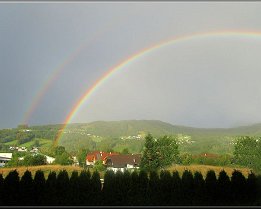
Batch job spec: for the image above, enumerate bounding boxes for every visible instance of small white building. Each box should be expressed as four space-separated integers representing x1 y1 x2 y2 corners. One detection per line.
0 153 13 167
44 155 55 164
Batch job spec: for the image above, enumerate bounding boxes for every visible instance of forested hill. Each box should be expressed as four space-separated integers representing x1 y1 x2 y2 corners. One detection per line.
62 120 261 138
2 120 261 154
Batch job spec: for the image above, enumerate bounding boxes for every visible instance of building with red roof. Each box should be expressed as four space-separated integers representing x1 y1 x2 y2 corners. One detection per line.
86 150 119 166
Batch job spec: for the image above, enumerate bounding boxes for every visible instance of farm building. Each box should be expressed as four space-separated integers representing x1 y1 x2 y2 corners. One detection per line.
0 153 13 167
104 154 141 173
86 151 119 166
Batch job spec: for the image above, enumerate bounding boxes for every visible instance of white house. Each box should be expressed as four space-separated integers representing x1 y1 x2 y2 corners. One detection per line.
0 153 13 167
44 155 55 164
104 154 141 173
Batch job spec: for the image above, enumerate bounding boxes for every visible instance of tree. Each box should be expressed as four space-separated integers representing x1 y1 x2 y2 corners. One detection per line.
93 160 106 172
233 136 261 171
3 170 20 205
0 174 3 205
33 139 40 147
69 171 79 205
147 170 160 205
23 154 46 166
56 170 70 205
77 148 90 167
181 170 194 205
90 170 102 205
217 170 231 206
205 170 218 205
54 146 66 156
102 170 115 205
193 171 205 205
180 153 193 165
171 171 182 205
121 148 129 154
44 171 57 205
138 170 149 205
140 134 179 171
20 170 34 205
159 170 172 205
246 172 258 205
54 152 73 165
140 134 158 171
156 135 180 169
78 170 91 205
33 170 46 205
231 170 247 205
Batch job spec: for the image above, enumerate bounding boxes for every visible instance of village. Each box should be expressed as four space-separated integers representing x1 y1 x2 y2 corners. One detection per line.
0 146 141 173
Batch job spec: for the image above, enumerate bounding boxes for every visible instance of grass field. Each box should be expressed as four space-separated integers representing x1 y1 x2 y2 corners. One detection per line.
0 164 252 179
0 165 85 178
167 164 252 178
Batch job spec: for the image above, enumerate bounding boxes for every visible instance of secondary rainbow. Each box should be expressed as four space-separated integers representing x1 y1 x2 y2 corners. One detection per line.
53 30 261 146
22 16 125 125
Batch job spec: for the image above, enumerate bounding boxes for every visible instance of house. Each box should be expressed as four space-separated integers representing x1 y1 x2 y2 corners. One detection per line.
0 153 13 167
30 147 39 153
44 155 55 164
104 154 141 173
72 156 79 166
86 151 119 166
18 147 27 152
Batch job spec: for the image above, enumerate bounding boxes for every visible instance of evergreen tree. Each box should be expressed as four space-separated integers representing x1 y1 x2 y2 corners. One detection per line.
217 170 231 206
140 134 158 172
78 169 91 205
171 171 182 206
90 170 102 205
122 170 131 205
0 174 3 205
181 170 194 205
114 170 125 205
193 171 205 205
33 170 46 205
246 171 258 205
158 170 172 205
231 170 247 205
45 171 57 205
69 170 79 205
147 170 160 205
129 170 139 205
102 170 115 205
56 170 70 205
205 170 218 205
138 170 149 205
3 170 20 205
20 170 34 205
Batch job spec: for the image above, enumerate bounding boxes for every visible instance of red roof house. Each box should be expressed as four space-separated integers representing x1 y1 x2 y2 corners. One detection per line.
86 151 119 166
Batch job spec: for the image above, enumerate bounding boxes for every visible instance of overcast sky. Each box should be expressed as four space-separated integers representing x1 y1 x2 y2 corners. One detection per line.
1 2 261 129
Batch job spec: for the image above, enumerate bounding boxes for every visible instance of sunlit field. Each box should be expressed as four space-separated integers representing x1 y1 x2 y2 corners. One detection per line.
0 164 252 179
167 164 252 178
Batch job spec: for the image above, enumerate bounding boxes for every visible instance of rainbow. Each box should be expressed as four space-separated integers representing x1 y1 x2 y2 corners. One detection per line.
22 16 127 125
53 30 261 146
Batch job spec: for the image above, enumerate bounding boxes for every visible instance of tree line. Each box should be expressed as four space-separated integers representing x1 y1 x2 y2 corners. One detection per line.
0 169 260 206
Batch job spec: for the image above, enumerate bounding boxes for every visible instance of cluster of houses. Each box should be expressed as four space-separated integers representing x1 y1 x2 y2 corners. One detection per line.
9 146 39 153
86 151 141 172
1 148 142 172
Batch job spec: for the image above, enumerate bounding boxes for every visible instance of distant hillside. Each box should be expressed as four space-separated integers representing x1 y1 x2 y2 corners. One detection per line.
63 120 261 138
2 120 261 154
